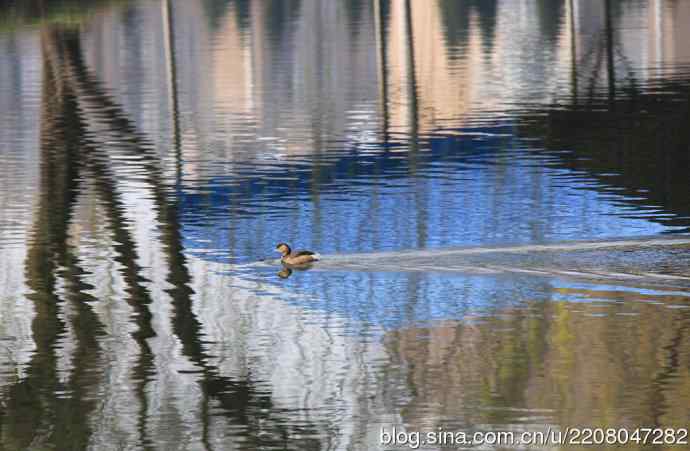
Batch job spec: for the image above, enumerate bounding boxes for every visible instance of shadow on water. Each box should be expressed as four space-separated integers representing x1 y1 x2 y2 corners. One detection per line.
0 22 323 451
516 0 690 231
519 77 690 230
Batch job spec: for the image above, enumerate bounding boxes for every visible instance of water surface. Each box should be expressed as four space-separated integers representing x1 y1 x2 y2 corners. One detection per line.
1 0 690 449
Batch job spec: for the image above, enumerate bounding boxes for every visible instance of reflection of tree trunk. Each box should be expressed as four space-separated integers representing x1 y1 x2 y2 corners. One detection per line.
402 0 426 245
375 0 390 144
3 41 69 449
163 0 182 185
604 0 615 104
51 28 158 449
403 0 419 161
569 0 578 103
83 161 157 449
585 39 604 104
55 247 107 449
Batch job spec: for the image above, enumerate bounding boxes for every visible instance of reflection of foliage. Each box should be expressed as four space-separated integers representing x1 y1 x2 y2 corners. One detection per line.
438 0 566 56
437 0 498 54
344 0 368 38
202 0 302 45
264 0 302 42
535 0 565 42
201 0 250 32
386 291 690 435
0 0 127 31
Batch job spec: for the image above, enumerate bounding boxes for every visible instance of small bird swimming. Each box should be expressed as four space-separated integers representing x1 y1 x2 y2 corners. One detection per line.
275 242 319 265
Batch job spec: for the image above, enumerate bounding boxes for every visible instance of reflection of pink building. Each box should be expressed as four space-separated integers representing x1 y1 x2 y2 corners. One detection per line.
383 0 484 134
647 0 690 69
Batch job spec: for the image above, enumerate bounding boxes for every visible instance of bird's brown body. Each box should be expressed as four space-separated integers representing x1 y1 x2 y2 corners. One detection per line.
276 243 319 265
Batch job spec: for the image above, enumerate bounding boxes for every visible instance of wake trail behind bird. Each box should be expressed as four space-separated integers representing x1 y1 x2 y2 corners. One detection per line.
244 236 690 290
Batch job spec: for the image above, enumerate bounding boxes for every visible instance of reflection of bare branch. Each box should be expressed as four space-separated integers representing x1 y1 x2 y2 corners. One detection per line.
375 0 390 143
585 35 605 103
569 5 638 105
604 0 615 102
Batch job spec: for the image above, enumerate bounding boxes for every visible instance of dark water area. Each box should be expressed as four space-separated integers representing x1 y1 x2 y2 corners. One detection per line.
1 0 690 449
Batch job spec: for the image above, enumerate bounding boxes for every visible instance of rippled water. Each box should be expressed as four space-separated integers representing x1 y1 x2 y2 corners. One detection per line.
1 0 690 450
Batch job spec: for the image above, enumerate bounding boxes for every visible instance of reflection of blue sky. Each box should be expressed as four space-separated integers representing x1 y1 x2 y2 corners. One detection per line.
240 261 689 331
551 280 690 302
179 122 678 330
243 266 555 331
180 124 669 265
